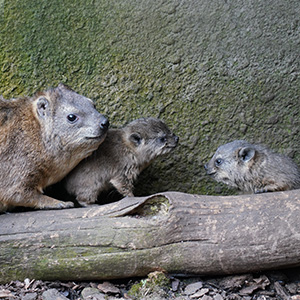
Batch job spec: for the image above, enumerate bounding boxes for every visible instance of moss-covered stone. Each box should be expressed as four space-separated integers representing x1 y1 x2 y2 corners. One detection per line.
128 271 171 299
1 0 299 196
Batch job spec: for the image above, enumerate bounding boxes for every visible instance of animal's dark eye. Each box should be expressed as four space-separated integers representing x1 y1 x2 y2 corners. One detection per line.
67 114 78 123
130 133 142 145
215 158 223 167
159 137 167 143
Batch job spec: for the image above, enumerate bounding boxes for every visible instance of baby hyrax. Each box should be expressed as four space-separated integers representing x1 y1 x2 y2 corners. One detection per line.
64 117 179 206
204 140 300 193
0 84 109 211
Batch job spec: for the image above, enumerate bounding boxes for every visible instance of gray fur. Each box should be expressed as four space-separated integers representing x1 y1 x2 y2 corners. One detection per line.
0 84 108 211
64 118 179 206
205 140 300 193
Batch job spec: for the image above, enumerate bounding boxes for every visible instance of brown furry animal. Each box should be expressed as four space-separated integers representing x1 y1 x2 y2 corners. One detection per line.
204 140 300 193
64 118 179 206
0 84 109 211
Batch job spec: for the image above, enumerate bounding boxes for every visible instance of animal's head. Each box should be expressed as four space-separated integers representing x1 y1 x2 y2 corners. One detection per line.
33 84 109 158
124 117 179 165
204 140 258 189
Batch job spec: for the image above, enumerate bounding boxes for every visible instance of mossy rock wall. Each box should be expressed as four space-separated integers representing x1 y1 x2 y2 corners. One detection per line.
0 0 299 195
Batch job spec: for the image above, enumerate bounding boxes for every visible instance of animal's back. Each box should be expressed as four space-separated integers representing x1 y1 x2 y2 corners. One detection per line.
261 148 300 191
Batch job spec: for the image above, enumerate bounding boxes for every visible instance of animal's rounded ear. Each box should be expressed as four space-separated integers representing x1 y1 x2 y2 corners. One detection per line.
129 133 142 146
36 97 50 119
57 83 72 91
238 147 256 162
58 83 66 89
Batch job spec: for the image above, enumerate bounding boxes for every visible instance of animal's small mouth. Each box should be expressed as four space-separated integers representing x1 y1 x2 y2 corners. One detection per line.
206 171 216 176
86 130 108 141
85 135 106 140
166 144 177 149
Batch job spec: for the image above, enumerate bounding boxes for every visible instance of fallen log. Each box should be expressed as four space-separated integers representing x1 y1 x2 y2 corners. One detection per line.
0 190 300 283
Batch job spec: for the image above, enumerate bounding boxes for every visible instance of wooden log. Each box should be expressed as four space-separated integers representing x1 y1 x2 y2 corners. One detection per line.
0 190 300 283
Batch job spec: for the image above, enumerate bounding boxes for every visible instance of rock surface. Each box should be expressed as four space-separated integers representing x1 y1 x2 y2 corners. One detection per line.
1 269 300 299
0 0 299 195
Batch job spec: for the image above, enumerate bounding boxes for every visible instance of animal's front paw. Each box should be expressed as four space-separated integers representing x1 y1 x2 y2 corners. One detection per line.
56 201 74 209
78 200 89 207
37 198 75 210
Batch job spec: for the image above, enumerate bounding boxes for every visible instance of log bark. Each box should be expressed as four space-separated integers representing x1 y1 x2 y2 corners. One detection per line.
0 190 300 283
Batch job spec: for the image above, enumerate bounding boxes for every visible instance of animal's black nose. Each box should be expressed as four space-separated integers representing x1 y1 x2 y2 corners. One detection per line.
100 117 109 130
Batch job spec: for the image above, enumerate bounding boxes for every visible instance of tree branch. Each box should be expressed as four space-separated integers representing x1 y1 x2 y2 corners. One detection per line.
0 190 299 283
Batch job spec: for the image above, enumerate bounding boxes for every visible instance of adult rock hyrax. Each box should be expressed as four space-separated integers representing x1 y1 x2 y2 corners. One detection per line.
0 84 109 211
204 140 300 193
64 117 179 206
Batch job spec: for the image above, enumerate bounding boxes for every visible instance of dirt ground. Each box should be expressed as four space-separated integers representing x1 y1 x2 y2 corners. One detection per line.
1 267 300 300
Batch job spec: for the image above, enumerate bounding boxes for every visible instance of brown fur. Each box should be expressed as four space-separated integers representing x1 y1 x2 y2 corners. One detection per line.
0 84 108 211
205 140 300 193
64 118 179 206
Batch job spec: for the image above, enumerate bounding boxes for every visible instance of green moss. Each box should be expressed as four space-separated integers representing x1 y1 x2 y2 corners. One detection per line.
128 281 145 298
1 0 299 197
128 271 171 299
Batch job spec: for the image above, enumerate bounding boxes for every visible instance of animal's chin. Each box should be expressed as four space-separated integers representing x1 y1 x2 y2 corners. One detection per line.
213 174 228 183
163 145 177 152
85 130 108 141
219 177 237 188
82 136 106 152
